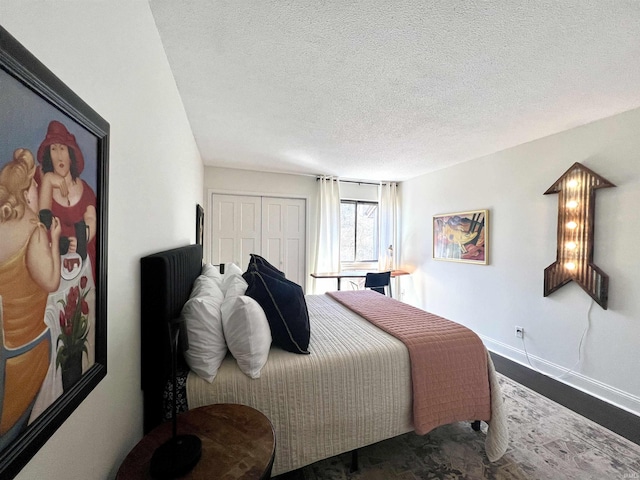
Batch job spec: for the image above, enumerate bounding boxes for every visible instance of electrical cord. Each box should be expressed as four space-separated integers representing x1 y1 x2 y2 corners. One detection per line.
521 298 594 380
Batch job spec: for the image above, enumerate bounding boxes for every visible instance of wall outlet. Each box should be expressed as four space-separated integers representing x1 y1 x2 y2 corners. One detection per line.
515 326 524 338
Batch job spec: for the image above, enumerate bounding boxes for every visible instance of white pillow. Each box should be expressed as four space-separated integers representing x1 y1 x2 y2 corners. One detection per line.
222 273 249 298
221 295 271 379
181 294 226 383
190 275 224 302
220 263 241 296
224 263 243 276
201 263 223 289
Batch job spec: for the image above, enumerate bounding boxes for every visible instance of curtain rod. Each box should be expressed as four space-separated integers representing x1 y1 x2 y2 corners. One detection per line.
316 177 389 186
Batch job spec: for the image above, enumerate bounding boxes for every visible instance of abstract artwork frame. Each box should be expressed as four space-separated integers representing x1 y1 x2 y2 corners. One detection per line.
0 27 109 479
433 209 488 265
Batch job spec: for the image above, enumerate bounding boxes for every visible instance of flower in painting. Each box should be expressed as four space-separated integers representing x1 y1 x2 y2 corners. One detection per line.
56 276 91 370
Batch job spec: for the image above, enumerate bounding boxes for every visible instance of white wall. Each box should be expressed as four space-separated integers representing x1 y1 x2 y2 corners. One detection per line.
1 2 203 479
400 107 640 415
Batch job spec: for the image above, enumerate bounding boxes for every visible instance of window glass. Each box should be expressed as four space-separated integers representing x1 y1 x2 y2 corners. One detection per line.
340 201 356 262
356 202 378 261
340 201 378 263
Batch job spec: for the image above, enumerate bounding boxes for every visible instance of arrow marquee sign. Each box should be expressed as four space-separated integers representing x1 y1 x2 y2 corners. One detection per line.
543 162 615 309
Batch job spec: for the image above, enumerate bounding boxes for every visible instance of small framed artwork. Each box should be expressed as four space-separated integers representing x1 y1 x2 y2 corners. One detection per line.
195 204 204 245
0 27 108 479
433 210 488 265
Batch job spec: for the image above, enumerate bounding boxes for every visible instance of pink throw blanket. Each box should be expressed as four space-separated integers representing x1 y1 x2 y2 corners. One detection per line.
327 290 491 434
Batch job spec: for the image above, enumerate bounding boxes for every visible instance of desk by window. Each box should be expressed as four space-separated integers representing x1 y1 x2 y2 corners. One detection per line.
311 270 409 296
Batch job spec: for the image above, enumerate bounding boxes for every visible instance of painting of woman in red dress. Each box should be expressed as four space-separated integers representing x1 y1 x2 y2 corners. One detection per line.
37 121 97 281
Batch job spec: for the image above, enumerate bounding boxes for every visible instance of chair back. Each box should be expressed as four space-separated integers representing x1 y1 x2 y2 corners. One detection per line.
364 271 391 295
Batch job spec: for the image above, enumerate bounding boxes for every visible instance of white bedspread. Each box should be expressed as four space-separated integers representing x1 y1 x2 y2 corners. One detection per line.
186 294 507 475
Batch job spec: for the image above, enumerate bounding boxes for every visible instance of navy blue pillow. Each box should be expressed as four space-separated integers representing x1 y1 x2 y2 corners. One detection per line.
248 253 285 278
243 265 310 355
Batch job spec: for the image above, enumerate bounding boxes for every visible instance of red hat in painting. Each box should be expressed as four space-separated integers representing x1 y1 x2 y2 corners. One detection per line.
37 120 85 174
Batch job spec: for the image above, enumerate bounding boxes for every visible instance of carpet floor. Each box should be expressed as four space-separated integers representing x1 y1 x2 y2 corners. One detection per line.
277 374 640 479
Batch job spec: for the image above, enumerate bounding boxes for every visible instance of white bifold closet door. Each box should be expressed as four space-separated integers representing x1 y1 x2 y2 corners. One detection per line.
210 194 306 288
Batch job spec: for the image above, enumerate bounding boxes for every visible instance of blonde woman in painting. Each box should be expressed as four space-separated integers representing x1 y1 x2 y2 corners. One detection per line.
0 148 61 450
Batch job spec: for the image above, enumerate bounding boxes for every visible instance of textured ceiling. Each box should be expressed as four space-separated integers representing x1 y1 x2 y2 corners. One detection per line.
149 1 640 182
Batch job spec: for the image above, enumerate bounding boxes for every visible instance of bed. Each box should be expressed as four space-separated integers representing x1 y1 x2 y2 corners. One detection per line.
140 244 508 476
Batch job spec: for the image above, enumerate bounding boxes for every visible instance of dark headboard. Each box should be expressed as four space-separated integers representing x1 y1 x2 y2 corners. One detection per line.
140 244 203 433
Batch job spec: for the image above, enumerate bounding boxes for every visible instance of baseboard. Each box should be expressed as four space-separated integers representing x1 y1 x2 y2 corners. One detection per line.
481 335 640 417
484 337 640 446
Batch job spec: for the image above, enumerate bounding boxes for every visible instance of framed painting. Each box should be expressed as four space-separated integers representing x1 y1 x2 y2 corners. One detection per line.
433 209 488 265
196 204 204 246
0 27 108 479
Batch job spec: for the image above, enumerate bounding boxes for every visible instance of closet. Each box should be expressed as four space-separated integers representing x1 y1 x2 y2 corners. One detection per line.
209 194 306 288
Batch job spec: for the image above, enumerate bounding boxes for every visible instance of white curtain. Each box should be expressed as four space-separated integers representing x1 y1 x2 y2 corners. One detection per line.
313 176 341 292
378 181 399 271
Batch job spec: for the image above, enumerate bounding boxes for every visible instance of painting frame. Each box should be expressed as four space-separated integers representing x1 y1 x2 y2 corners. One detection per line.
433 209 488 265
0 27 108 479
196 203 204 246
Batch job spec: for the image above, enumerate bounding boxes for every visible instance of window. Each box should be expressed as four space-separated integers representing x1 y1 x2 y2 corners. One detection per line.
340 200 379 263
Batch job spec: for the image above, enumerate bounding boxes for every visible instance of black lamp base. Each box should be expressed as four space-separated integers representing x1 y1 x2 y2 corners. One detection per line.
149 434 202 479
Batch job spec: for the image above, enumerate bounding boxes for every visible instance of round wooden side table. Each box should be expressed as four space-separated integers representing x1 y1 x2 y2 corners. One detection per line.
116 404 275 480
